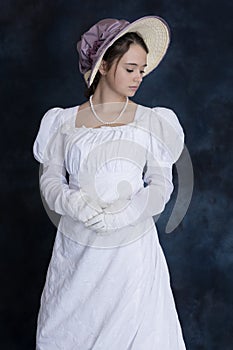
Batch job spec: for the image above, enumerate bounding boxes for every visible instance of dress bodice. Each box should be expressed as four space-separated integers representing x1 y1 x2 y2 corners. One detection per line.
33 103 184 248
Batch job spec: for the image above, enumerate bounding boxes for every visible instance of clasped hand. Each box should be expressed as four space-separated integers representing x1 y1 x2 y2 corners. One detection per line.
83 198 131 235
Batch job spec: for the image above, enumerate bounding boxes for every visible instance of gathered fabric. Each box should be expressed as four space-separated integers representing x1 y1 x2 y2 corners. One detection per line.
33 103 186 349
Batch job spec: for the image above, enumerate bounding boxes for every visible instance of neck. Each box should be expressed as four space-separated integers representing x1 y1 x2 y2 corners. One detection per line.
92 86 127 105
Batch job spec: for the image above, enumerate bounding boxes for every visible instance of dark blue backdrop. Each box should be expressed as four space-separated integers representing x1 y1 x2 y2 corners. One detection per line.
1 1 232 349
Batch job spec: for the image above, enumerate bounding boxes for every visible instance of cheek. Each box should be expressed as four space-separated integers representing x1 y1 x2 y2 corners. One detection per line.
116 71 128 84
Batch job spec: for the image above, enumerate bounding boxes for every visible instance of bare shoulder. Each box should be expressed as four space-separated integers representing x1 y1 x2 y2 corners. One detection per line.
78 100 89 112
128 100 138 107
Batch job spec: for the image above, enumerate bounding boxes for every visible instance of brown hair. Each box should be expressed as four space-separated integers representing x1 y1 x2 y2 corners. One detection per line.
84 32 149 98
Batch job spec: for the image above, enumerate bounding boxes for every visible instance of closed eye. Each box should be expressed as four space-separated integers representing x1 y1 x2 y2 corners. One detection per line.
126 69 145 74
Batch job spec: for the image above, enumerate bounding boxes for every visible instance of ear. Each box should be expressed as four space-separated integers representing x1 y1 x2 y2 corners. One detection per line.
98 60 108 75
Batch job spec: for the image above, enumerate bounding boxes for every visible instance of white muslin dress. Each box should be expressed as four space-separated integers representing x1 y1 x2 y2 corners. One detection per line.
33 103 187 350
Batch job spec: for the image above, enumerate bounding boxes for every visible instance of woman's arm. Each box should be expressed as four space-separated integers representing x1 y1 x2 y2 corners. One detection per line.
84 107 185 232
84 160 174 231
39 162 103 222
33 107 103 224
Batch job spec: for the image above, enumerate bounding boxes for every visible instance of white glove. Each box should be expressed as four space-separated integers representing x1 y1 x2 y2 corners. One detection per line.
83 198 130 234
84 163 175 234
84 107 185 234
40 163 104 223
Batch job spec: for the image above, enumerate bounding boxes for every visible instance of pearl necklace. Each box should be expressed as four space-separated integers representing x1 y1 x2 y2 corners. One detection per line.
89 95 129 125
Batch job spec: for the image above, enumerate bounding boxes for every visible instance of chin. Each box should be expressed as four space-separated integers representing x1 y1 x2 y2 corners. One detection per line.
128 91 136 97
127 88 136 94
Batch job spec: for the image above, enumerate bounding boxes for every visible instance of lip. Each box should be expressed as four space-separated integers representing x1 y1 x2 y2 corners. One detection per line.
129 86 138 90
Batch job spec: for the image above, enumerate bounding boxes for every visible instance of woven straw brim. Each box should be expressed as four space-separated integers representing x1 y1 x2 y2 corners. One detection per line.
85 16 170 87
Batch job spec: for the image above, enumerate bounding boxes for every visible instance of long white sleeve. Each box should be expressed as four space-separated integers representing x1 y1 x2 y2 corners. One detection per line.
39 163 103 221
33 108 103 222
86 107 185 231
101 156 175 229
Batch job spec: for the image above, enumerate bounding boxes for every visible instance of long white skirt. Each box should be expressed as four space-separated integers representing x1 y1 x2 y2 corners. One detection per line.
36 225 186 350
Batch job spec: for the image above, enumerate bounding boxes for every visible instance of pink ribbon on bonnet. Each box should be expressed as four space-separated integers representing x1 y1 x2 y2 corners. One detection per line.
77 19 130 79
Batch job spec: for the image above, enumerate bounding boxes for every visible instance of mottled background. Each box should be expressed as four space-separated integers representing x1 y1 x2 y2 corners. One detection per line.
1 0 232 349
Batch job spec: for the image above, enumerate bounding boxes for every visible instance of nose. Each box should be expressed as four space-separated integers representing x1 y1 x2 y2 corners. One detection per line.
133 70 143 83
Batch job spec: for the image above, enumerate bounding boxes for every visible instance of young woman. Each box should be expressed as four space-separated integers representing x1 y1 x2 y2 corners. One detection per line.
33 16 186 349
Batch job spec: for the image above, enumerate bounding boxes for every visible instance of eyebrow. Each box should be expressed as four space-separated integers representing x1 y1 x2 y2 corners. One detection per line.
124 63 147 67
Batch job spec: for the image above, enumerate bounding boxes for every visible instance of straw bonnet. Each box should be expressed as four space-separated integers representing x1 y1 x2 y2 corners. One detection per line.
77 16 171 88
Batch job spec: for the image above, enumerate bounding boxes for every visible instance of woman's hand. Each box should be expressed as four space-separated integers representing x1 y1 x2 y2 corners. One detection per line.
83 198 131 234
74 192 104 223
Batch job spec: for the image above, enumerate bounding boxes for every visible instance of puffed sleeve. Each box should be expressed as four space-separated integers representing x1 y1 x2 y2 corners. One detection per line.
99 107 185 230
32 107 103 222
149 106 185 165
33 107 64 164
142 106 185 215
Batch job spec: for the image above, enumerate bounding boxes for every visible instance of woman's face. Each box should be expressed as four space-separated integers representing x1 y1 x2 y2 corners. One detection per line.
101 43 148 97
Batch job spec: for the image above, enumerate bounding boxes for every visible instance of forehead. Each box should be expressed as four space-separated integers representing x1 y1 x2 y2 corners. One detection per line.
120 44 147 64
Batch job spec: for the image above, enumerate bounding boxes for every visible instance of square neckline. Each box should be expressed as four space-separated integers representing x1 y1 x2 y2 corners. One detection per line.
73 103 141 131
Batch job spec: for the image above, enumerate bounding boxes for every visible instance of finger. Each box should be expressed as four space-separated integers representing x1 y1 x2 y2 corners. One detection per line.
93 222 106 230
95 225 108 233
85 210 103 222
84 213 102 226
86 221 106 231
85 217 104 228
